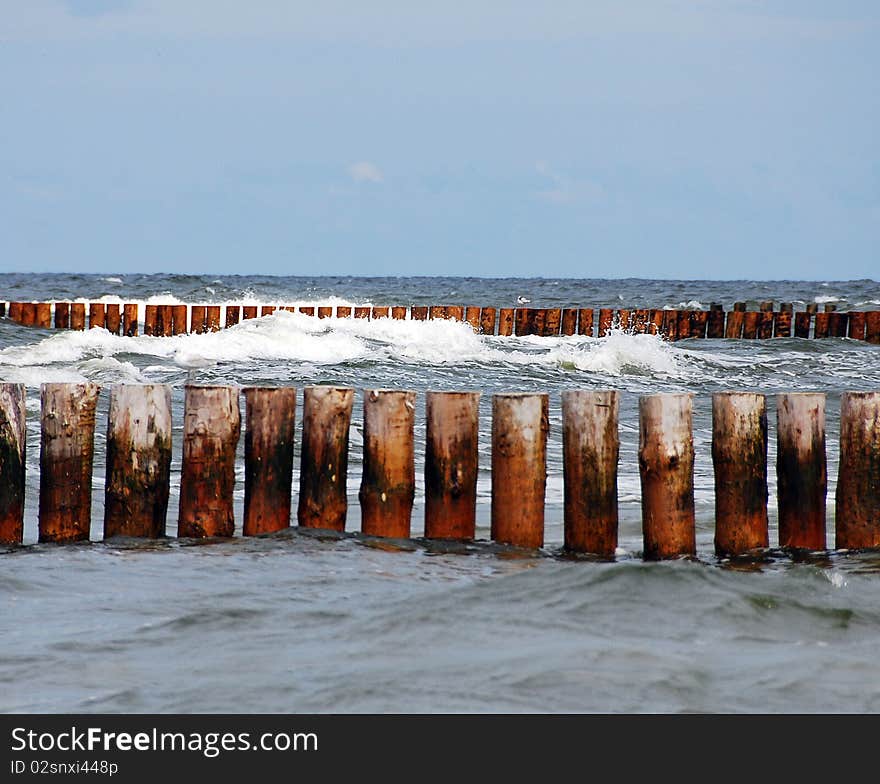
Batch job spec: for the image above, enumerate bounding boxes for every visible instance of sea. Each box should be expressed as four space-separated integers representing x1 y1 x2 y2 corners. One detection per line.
2 272 880 714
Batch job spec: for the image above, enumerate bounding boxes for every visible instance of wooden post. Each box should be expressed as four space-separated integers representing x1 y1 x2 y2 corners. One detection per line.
532 309 547 336
491 393 549 549
190 305 207 334
243 387 297 536
598 308 614 337
38 382 100 543
144 304 158 336
712 393 769 557
638 393 695 560
480 307 497 335
866 312 880 345
725 309 744 339
706 305 725 338
353 306 370 319
774 310 792 338
205 306 221 332
225 305 241 329
464 306 481 331
776 393 826 550
371 306 389 320
411 306 428 321
123 303 138 336
742 311 759 339
514 308 535 336
8 302 22 323
243 305 258 320
105 303 121 335
630 309 649 334
0 384 26 545
561 309 578 336
161 305 174 336
298 306 315 317
171 304 188 334
649 309 664 336
359 390 416 539
298 386 354 531
794 312 812 338
675 310 690 340
828 311 847 337
562 390 619 557
544 308 562 336
446 305 464 322
662 310 678 342
261 305 276 317
178 386 241 538
836 392 880 549
424 391 480 540
498 308 514 336
103 384 172 539
72 303 87 331
615 309 630 333
54 302 70 329
689 311 708 338
757 309 774 339
333 306 350 319
848 312 866 340
430 306 447 321
20 303 37 326
88 303 105 330
578 308 595 336
35 303 52 329
389 306 406 320
814 312 830 339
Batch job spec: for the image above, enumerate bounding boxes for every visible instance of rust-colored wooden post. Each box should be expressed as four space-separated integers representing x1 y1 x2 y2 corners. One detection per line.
143 304 157 336
298 306 315 317
464 306 481 331
814 312 830 339
430 306 447 321
104 384 172 539
225 305 241 329
725 309 744 339
411 306 428 321
359 390 416 539
836 392 880 549
742 311 759 339
242 305 258 320
661 310 677 341
170 304 187 334
578 308 595 336
615 309 630 333
562 390 619 557
598 308 614 337
491 393 549 549
88 302 105 330
54 302 70 329
243 387 296 536
424 391 480 540
298 386 354 531
712 393 768 557
446 305 464 322
706 305 725 338
105 303 121 334
205 306 221 332
20 303 37 326
649 309 664 336
371 306 389 319
122 303 138 336
514 308 535 336
38 382 100 543
532 309 548 336
774 309 792 338
794 311 812 338
758 310 775 338
690 310 708 338
8 302 22 323
333 305 351 319
0 384 26 545
673 310 688 340
631 309 649 334
776 393 826 550
190 305 207 334
828 311 847 337
866 312 880 344
498 308 514 336
561 309 578 336
35 303 52 329
161 305 174 336
73 303 87 331
261 305 276 317
480 307 497 335
178 385 241 538
152 305 165 336
387 306 404 320
353 306 370 320
638 393 695 560
848 312 866 340
544 308 562 336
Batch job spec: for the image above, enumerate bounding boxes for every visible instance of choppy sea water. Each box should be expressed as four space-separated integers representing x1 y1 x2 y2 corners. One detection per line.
2 273 880 713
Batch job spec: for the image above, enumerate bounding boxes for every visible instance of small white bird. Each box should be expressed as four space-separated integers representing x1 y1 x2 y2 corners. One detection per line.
516 296 531 304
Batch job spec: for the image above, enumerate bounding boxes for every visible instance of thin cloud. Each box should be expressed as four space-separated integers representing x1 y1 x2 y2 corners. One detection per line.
349 161 384 184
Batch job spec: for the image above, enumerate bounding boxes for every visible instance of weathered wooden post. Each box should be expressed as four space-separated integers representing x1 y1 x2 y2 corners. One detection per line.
848 311 866 340
776 393 826 550
632 309 650 334
706 304 725 338
725 309 744 339
38 382 100 543
359 390 416 539
649 309 664 336
54 302 70 329
515 308 535 336
774 308 792 338
205 306 221 332
88 303 105 331
242 305 258 320
103 384 172 539
813 312 830 339
298 306 315 317
411 306 428 321
447 305 465 322
480 307 497 335
35 303 52 329
8 302 22 323
243 387 297 536
225 305 241 329
829 312 849 338
0 384 26 545
638 393 695 559
465 306 481 331
261 305 276 317
689 310 708 338
562 390 619 557
865 312 880 344
123 303 138 336
835 392 880 549
794 311 812 338
758 309 775 339
561 309 578 336
388 306 405 320
298 386 354 531
424 391 480 540
491 393 549 549
598 309 614 337
178 385 241 538
578 308 595 336
160 305 173 336
20 303 37 327
498 308 514 336
189 305 206 334
105 303 121 335
353 306 370 320
742 311 760 339
712 392 769 557
169 304 186 335
143 304 158 336
544 308 562 336
70 303 86 331
371 306 389 320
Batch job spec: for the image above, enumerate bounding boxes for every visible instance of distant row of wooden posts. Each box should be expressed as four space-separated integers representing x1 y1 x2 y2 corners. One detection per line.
1 383 879 558
3 300 880 342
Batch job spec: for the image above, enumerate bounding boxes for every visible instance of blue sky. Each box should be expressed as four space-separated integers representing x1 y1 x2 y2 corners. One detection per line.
1 1 877 279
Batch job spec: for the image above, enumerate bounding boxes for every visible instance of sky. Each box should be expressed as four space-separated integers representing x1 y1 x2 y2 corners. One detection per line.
1 0 878 279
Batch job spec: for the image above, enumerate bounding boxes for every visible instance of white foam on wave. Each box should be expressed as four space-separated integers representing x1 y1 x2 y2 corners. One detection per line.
814 295 841 304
